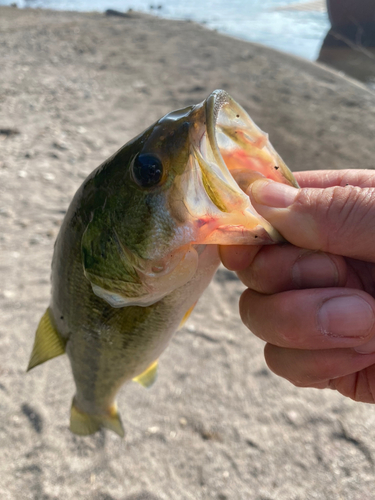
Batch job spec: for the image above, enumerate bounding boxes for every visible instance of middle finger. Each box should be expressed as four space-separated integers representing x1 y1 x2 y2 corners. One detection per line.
237 245 347 294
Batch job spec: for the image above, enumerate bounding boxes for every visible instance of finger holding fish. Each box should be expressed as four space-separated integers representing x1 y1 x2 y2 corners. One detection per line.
221 168 375 403
227 244 347 294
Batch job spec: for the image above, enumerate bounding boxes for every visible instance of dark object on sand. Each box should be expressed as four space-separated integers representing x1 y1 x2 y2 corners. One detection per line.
105 9 133 18
0 127 20 136
318 0 375 83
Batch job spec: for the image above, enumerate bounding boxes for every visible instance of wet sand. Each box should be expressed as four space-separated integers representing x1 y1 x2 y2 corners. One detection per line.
1 6 375 500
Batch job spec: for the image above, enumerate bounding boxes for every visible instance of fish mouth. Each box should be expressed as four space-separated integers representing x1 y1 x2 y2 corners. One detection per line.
185 89 299 246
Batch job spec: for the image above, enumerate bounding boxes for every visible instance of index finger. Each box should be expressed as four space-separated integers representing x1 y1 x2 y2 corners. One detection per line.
295 169 375 189
249 179 375 262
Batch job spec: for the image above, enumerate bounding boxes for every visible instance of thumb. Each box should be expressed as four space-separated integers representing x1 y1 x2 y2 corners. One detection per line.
250 178 375 262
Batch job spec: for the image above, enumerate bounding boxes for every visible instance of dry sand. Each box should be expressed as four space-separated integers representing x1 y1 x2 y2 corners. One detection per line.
1 6 375 500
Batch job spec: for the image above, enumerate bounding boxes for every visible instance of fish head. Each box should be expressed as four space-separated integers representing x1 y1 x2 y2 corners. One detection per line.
81 90 299 307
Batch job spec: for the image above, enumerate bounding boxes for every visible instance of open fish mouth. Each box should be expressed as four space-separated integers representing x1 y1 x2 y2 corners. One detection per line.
186 89 299 246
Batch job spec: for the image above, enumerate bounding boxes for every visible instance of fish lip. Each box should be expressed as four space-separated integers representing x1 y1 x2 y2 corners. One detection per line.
188 91 251 214
206 90 299 189
183 90 283 245
197 89 271 209
204 90 251 199
204 90 231 168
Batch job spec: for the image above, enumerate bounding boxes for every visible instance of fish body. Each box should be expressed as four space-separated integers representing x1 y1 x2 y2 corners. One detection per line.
28 90 298 436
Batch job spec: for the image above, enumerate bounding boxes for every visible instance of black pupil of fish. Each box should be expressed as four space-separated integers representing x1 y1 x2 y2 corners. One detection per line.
133 154 163 188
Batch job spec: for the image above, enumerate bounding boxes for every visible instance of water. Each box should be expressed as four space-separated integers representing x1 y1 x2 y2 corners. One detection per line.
0 0 330 60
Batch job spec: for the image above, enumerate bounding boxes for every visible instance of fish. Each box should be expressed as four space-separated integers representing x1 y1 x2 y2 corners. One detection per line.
27 90 298 437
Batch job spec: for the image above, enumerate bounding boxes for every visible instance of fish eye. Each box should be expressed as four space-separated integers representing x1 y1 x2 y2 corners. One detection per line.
132 153 163 188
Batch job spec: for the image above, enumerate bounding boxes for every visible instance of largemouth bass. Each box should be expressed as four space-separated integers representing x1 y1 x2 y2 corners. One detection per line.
27 90 298 437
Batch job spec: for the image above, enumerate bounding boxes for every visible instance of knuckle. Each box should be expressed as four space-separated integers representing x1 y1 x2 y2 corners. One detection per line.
239 289 258 329
267 297 304 348
321 186 375 253
294 186 375 253
277 322 308 348
244 252 270 294
340 170 375 188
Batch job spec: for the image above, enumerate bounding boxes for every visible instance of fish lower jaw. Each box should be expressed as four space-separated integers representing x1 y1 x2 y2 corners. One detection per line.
191 210 283 246
197 224 281 245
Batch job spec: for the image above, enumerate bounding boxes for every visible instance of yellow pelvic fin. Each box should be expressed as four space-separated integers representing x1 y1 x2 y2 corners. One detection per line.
133 360 158 388
178 302 197 330
70 399 125 438
27 308 66 371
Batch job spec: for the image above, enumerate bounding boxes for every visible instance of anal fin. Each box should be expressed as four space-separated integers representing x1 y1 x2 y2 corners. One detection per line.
70 398 125 438
27 308 66 371
133 360 158 388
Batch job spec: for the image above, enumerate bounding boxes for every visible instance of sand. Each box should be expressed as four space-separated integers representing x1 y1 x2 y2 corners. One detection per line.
1 5 375 500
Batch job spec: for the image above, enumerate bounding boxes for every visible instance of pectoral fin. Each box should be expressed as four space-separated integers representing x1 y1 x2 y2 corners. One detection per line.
27 308 66 371
133 360 158 388
70 398 125 437
178 302 197 330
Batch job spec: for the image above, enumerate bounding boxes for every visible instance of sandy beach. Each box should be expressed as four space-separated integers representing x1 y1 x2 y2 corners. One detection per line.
1 5 375 499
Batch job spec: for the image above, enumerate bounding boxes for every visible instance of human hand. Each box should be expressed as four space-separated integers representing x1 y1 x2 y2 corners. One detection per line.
220 169 375 403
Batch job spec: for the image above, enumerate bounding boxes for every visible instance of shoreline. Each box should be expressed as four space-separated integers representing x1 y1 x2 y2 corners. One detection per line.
2 2 330 60
4 4 372 85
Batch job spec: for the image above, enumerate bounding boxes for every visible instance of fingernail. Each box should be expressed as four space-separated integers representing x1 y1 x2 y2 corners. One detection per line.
318 296 374 338
292 252 339 288
251 179 298 208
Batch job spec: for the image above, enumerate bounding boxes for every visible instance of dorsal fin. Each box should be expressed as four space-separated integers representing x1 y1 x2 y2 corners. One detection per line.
27 308 66 371
133 360 158 388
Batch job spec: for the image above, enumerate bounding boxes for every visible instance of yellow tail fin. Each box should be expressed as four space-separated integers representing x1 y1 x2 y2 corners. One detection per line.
27 308 66 371
70 399 125 438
